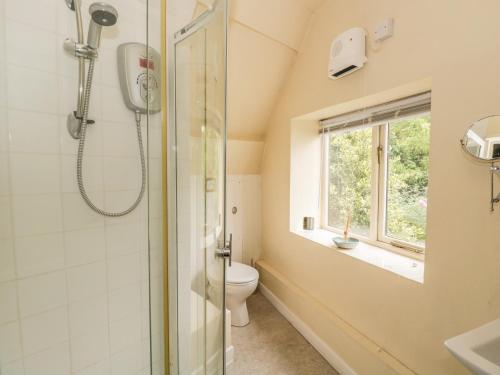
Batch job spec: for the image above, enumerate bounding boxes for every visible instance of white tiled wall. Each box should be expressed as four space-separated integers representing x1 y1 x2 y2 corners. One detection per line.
0 0 164 374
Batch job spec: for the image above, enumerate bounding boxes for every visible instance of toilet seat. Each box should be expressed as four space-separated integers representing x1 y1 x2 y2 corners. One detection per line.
226 262 259 285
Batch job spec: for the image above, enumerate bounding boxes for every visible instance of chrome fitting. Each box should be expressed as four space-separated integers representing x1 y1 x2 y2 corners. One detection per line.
63 39 98 59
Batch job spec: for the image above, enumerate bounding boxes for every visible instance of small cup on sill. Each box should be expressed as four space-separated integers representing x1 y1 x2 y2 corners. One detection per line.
303 217 315 231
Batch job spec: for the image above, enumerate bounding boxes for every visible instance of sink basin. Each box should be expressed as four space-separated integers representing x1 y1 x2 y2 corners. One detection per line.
445 319 500 375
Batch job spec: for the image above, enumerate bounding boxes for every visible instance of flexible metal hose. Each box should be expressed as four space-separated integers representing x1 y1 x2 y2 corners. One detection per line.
77 59 146 217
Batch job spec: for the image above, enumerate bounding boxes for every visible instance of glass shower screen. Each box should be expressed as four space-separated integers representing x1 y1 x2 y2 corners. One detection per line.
170 1 228 374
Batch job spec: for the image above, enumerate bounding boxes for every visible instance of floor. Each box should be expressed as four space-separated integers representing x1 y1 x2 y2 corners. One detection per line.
228 291 340 375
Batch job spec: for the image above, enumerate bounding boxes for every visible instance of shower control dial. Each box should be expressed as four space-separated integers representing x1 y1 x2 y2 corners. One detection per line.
138 73 159 106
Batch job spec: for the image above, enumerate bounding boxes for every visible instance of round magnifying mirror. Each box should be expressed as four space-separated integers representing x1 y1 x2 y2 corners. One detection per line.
461 115 500 161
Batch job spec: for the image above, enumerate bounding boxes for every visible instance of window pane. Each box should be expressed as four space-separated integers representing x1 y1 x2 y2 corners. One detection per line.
386 115 430 247
328 128 372 236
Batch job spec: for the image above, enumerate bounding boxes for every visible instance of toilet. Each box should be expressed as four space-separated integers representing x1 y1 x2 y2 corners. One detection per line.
226 262 259 327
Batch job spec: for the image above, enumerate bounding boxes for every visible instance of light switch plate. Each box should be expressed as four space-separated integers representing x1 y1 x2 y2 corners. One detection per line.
374 18 394 42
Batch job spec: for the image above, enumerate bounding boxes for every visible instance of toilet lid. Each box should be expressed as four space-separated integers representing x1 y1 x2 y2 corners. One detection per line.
226 262 259 285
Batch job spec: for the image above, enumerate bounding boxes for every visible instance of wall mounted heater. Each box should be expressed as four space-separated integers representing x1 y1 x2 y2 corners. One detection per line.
328 27 367 79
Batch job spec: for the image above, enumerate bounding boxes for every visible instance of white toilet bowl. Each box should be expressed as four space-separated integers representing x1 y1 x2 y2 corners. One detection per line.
226 262 259 327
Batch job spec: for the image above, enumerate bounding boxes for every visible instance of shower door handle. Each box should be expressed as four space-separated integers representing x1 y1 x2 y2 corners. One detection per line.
217 233 232 266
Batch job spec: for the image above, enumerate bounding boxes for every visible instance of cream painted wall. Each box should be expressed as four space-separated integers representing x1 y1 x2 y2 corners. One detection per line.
227 0 321 141
183 0 326 170
227 140 263 175
260 0 500 374
227 20 297 141
231 0 313 51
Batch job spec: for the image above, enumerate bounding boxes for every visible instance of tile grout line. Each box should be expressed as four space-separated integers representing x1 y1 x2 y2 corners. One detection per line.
1 247 144 284
2 0 26 370
54 3 76 370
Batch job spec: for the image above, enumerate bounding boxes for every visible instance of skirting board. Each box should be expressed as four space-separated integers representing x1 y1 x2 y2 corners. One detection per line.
259 282 357 375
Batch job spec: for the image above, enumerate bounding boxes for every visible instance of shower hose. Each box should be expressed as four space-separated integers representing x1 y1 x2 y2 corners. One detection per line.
77 59 146 217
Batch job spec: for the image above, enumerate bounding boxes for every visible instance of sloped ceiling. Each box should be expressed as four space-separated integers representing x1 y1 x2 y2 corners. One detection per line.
227 0 324 140
183 0 323 140
227 21 296 140
230 0 315 50
301 0 326 12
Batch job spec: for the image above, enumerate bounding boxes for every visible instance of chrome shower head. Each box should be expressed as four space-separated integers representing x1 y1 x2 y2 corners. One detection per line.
90 2 118 26
87 2 118 49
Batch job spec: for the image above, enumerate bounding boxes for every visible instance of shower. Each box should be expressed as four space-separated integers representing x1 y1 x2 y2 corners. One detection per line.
63 0 147 217
0 0 165 373
87 3 118 49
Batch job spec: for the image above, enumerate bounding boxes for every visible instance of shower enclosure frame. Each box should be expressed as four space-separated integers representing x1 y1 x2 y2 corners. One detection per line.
166 1 229 373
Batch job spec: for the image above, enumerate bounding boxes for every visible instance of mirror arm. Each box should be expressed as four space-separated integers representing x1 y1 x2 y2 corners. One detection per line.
491 163 500 212
491 165 500 174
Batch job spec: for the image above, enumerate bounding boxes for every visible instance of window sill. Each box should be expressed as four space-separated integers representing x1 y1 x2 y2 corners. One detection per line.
292 228 424 284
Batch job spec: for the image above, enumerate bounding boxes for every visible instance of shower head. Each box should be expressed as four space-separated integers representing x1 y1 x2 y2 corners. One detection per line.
90 2 118 26
87 2 118 49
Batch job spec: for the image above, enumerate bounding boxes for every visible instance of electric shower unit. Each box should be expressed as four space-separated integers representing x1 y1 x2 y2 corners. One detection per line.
63 0 160 217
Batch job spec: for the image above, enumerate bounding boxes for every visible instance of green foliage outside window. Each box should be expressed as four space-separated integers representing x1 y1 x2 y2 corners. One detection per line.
328 128 372 236
327 114 430 247
386 116 430 246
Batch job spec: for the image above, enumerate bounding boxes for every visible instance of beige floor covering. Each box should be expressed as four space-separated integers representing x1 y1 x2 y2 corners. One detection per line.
228 291 340 375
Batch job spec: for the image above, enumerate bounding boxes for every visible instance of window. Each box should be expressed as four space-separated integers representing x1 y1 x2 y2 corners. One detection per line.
321 93 431 253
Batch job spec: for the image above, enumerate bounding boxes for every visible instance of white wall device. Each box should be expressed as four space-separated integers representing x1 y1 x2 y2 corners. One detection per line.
328 27 367 80
118 43 161 114
373 18 394 42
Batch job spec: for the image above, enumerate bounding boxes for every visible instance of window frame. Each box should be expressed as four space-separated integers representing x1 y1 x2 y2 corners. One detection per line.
320 112 430 256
